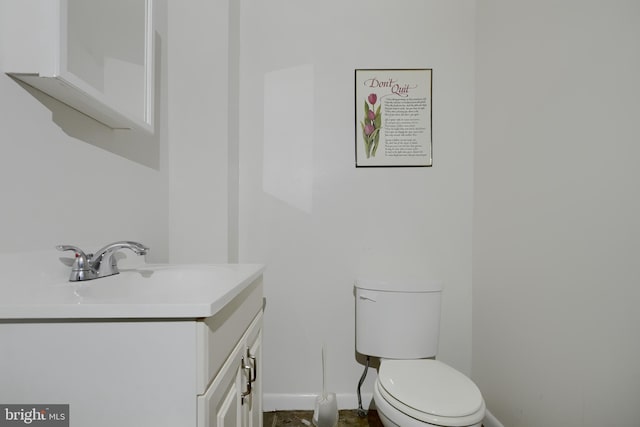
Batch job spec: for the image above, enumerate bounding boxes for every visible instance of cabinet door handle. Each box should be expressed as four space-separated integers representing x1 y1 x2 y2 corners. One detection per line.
241 359 252 403
246 347 257 383
249 355 257 383
241 377 252 398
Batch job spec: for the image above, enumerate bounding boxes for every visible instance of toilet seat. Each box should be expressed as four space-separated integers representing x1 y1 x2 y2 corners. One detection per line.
376 359 485 427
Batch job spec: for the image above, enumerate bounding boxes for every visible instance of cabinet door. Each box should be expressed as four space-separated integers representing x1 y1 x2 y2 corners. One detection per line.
198 343 243 427
198 309 263 427
65 0 153 126
242 314 263 427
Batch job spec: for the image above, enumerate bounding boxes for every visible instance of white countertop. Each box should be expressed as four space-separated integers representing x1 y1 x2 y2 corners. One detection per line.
0 256 265 319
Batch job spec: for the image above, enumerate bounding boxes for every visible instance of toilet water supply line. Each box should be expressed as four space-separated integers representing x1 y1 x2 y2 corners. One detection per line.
357 356 370 417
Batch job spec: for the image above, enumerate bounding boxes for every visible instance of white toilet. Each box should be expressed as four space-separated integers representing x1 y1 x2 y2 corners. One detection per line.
355 279 485 427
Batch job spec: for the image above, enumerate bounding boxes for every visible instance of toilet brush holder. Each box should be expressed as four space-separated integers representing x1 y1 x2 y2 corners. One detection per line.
312 344 338 427
313 392 338 427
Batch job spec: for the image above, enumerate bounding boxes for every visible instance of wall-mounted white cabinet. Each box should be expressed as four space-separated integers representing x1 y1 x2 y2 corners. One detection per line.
1 0 154 132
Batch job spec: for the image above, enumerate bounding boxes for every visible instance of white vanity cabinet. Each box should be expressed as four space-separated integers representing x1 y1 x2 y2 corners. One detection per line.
0 0 154 131
0 273 264 427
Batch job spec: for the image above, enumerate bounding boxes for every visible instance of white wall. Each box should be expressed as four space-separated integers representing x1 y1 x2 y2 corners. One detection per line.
0 1 169 261
167 0 232 264
238 0 477 408
473 1 640 425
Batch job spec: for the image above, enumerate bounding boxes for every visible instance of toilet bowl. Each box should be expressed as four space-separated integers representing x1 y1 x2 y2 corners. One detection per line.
373 359 485 427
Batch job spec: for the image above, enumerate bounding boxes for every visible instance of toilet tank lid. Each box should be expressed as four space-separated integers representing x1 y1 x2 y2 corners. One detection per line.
355 278 443 293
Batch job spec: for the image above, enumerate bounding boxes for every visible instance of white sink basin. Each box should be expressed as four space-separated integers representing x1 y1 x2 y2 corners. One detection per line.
0 263 265 319
76 265 237 300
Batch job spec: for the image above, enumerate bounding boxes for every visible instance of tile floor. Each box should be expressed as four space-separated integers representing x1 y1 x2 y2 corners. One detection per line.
264 410 485 427
263 410 384 427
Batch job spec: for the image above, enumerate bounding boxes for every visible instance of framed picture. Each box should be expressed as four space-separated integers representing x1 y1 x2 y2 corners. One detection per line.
355 68 432 167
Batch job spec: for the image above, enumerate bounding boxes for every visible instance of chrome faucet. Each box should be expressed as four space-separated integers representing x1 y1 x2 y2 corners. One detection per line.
56 241 149 282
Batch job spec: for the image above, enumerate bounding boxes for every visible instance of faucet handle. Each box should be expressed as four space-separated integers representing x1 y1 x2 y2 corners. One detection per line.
56 245 98 281
56 245 90 270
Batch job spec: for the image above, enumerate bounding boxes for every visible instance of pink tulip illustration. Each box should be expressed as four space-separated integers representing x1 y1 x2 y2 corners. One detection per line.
360 93 382 158
364 124 375 136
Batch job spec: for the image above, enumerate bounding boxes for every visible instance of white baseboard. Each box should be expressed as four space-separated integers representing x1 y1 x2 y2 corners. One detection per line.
482 409 504 427
263 393 373 412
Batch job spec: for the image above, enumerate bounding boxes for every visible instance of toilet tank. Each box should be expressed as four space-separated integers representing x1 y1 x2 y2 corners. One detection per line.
355 278 443 359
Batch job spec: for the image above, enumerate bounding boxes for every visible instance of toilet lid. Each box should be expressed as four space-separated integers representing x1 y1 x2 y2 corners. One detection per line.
378 359 483 418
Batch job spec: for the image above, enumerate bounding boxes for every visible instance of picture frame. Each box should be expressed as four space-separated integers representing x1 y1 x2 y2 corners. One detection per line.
355 68 433 167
